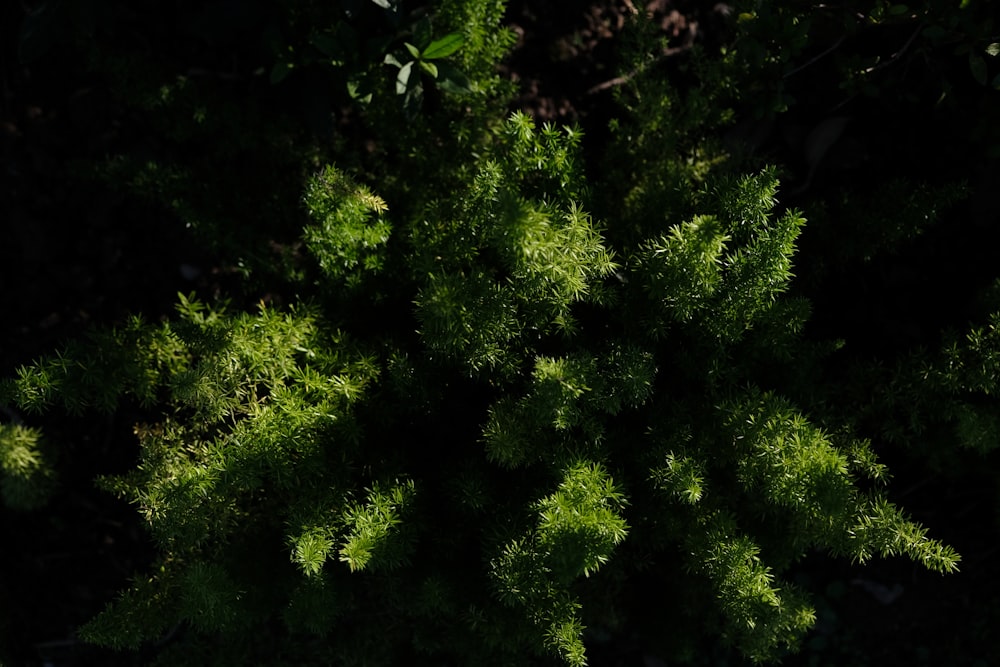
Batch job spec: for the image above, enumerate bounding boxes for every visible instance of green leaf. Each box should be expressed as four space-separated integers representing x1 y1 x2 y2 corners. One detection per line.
435 62 474 95
422 32 464 60
413 16 433 49
403 79 424 119
347 77 373 105
922 25 948 43
987 42 1000 57
404 42 421 60
396 61 414 95
970 54 988 85
269 61 294 84
292 529 334 577
310 34 338 57
888 4 909 15
384 52 404 69
419 60 438 78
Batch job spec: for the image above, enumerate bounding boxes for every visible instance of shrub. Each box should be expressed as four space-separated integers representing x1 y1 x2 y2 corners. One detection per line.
5 0 989 665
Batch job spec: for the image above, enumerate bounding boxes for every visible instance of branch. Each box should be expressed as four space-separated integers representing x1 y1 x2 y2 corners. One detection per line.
783 36 846 78
862 23 923 75
586 44 692 95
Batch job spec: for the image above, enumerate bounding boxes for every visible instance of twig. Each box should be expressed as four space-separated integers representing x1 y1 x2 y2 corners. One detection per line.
828 91 859 114
863 22 923 75
587 13 699 96
185 67 248 82
783 35 846 78
586 44 692 95
892 473 937 500
153 622 185 648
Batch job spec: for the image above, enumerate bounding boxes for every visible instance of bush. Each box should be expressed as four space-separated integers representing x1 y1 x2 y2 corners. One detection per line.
6 0 995 665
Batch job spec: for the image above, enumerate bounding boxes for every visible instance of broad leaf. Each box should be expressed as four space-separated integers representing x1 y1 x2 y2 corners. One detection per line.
310 34 338 57
396 61 414 95
403 79 424 119
436 62 474 95
413 16 433 49
270 61 294 84
347 77 373 105
419 61 438 78
422 32 464 60
970 54 987 85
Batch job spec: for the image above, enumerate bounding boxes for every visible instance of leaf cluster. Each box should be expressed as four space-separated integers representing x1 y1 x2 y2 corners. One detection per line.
3 1 986 666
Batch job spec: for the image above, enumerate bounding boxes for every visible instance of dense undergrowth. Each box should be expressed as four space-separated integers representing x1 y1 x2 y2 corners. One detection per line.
2 1 1000 665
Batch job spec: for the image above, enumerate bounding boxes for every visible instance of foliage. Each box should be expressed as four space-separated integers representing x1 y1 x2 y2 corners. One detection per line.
5 0 995 665
302 165 392 286
0 422 54 511
719 0 1000 119
5 104 965 664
